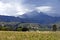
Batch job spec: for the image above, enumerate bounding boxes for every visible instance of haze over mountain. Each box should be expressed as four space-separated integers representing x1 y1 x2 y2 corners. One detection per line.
0 10 60 24
19 10 60 24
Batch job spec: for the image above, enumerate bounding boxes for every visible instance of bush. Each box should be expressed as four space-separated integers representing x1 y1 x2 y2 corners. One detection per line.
16 28 22 31
22 27 29 31
52 24 57 31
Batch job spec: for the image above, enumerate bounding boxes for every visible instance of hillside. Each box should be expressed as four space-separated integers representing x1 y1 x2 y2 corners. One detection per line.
0 15 22 22
0 11 60 24
19 11 60 24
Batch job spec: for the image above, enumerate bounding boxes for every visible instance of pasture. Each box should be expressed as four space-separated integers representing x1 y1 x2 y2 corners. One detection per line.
0 31 60 40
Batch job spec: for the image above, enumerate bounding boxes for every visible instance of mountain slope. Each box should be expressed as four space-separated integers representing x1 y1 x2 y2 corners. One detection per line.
0 15 22 22
0 11 60 24
19 11 60 24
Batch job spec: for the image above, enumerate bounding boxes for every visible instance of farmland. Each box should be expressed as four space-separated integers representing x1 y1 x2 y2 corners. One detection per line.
0 31 60 40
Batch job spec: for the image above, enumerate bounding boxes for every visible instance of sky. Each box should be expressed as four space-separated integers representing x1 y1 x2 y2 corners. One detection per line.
0 0 60 17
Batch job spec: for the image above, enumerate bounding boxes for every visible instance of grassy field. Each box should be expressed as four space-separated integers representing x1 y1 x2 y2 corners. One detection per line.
0 31 60 40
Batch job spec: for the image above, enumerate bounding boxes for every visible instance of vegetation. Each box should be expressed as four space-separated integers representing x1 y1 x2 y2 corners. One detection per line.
52 24 57 31
0 31 60 40
0 22 60 31
0 22 60 40
16 27 22 31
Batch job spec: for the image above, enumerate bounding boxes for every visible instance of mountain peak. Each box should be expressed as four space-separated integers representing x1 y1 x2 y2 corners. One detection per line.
19 10 49 18
0 10 60 24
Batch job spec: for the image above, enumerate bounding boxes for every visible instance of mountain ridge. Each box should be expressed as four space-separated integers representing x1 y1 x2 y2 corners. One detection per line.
19 11 60 24
0 11 60 24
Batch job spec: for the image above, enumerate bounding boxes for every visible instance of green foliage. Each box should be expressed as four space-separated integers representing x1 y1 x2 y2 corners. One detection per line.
16 28 22 31
22 27 29 31
0 22 59 31
18 23 40 31
52 24 57 31
0 26 9 31
0 26 2 30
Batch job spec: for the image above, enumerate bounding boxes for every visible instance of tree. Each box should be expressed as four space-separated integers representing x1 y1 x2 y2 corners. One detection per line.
22 27 29 31
52 24 57 31
1 26 7 31
16 27 22 31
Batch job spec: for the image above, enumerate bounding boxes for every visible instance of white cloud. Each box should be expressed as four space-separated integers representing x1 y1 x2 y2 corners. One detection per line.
0 1 31 16
0 0 59 17
36 6 52 13
0 1 13 15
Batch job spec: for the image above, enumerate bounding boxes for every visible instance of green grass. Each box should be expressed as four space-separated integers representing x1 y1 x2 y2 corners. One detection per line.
0 31 60 40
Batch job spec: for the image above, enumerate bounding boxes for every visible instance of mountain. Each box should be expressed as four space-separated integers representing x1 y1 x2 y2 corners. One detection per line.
0 15 22 22
0 11 60 24
19 11 60 24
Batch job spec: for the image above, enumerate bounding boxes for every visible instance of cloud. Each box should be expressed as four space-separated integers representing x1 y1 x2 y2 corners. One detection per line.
0 0 60 17
0 1 12 15
36 6 52 13
0 1 32 16
23 0 60 17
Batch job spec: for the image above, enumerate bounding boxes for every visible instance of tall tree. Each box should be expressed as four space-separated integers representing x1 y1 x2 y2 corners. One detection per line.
52 24 57 31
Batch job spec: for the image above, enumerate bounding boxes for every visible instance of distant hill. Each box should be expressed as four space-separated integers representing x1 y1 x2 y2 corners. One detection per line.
19 11 60 24
0 15 22 22
0 11 60 24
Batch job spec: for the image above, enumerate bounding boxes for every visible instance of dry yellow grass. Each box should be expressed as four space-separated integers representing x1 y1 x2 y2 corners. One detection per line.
0 31 60 40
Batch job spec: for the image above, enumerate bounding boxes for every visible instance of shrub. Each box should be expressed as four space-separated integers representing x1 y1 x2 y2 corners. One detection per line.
22 27 29 31
52 24 57 31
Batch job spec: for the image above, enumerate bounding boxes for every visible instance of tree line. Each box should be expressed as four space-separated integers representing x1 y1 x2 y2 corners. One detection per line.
0 23 57 31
